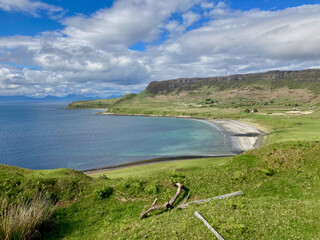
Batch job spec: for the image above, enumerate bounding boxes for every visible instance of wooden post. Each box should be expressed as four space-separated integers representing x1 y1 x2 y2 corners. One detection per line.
178 191 243 209
194 211 225 240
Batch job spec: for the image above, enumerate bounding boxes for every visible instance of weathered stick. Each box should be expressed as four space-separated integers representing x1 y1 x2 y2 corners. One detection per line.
140 183 183 219
178 191 243 209
181 193 190 205
168 183 183 206
139 199 168 219
194 211 225 240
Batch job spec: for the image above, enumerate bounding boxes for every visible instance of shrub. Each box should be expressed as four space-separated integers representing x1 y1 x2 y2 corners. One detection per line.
167 170 186 184
96 186 113 199
244 109 250 113
259 167 276 176
0 194 56 240
144 182 159 196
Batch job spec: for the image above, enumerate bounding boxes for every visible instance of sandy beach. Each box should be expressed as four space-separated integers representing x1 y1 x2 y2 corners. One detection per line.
84 118 265 175
210 119 265 152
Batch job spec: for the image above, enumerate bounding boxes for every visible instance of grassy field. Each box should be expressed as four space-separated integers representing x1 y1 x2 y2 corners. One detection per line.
66 98 118 109
1 141 320 239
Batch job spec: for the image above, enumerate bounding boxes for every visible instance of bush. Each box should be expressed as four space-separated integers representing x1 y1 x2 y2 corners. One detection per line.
260 167 276 176
167 170 186 184
244 109 250 113
96 186 113 199
0 194 56 240
144 182 159 196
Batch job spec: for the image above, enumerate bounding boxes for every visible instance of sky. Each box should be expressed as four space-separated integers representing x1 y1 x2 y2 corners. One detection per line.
0 0 320 97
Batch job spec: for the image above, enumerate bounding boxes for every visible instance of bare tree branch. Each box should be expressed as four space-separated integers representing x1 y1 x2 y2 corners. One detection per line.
140 183 183 219
168 183 183 207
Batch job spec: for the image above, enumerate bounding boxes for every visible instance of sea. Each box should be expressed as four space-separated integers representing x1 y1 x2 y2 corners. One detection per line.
0 102 234 170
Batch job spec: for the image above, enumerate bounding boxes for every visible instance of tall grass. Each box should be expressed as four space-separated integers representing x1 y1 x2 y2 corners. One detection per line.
0 194 56 240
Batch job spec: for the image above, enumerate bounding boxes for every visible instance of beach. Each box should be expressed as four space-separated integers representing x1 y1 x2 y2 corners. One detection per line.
210 119 265 152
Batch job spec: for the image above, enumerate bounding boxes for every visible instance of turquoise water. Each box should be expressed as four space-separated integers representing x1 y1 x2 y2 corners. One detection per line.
0 102 233 170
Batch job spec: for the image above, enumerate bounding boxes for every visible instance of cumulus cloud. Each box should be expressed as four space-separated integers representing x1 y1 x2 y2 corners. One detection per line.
207 1 230 17
182 11 201 27
1 1 320 97
0 0 63 17
201 1 214 9
147 4 320 79
62 0 196 47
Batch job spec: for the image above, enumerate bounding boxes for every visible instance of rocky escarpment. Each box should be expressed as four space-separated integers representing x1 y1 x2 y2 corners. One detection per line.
146 69 320 95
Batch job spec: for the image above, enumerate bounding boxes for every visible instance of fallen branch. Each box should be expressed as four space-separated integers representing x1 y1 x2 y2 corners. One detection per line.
194 211 225 240
181 193 190 205
168 183 183 207
178 191 243 209
140 183 183 219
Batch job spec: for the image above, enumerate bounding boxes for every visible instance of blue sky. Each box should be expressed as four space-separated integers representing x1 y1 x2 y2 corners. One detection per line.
1 0 319 36
0 0 320 97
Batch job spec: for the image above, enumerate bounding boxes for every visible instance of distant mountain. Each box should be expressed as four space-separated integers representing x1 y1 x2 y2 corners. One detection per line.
0 94 98 102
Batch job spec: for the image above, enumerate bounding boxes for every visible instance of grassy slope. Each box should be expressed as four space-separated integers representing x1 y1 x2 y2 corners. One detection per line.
66 98 118 109
1 142 320 239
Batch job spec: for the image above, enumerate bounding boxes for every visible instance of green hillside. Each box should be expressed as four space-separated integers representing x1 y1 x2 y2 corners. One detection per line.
67 69 320 120
1 141 320 239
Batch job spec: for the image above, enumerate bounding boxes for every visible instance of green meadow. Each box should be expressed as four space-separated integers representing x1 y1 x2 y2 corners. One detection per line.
1 141 320 239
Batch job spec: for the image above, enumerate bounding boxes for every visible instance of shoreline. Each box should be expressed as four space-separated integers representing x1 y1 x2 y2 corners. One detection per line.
83 113 266 175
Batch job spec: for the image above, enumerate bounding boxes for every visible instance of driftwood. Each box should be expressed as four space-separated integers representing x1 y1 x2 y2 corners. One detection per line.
194 211 225 240
140 183 183 219
181 193 190 205
178 191 243 209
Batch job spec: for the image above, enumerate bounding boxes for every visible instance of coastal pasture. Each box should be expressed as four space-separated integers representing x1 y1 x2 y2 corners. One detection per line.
48 141 320 239
89 157 230 179
246 110 320 144
66 98 117 109
1 141 320 239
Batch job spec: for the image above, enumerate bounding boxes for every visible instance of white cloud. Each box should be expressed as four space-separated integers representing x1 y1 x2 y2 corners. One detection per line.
206 1 231 17
62 0 196 47
147 4 320 79
201 1 214 9
182 11 201 27
165 21 186 37
0 0 63 17
1 2 320 97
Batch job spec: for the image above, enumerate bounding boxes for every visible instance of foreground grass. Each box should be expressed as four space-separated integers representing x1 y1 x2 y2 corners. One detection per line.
0 195 56 240
1 141 320 239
